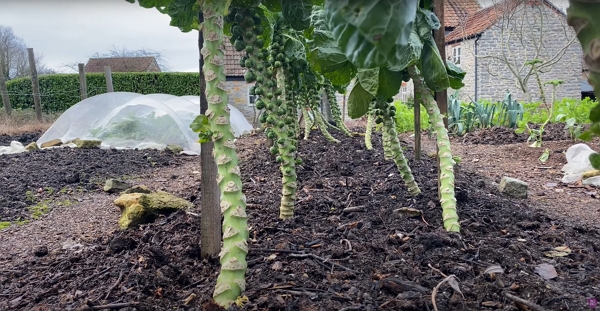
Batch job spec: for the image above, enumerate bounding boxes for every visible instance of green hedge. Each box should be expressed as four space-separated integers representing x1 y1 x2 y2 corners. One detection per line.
2 72 201 113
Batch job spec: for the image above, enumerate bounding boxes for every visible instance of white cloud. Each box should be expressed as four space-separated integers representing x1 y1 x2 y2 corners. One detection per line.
0 0 200 72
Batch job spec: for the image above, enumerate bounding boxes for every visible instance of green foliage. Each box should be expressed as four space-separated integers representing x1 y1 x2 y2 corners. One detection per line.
357 68 403 99
324 0 418 68
190 114 213 143
471 100 496 128
446 61 465 89
281 0 313 30
498 91 524 128
420 35 449 92
393 100 430 133
555 113 582 139
126 0 199 32
447 96 474 136
347 82 373 119
590 153 600 170
5 72 201 113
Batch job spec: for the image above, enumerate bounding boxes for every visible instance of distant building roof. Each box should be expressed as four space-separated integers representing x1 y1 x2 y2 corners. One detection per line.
223 39 246 77
445 0 565 43
85 56 160 73
444 0 482 28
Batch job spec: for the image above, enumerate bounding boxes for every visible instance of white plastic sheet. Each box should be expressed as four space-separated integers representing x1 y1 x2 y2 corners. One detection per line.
36 92 254 154
561 143 600 186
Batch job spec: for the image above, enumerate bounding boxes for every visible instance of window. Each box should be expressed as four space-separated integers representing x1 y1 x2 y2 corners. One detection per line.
452 46 461 65
248 86 258 106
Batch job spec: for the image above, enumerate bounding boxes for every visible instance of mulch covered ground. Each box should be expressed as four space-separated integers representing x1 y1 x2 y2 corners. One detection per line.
458 122 578 145
1 130 599 310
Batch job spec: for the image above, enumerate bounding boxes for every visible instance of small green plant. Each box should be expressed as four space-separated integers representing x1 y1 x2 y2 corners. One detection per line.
447 95 474 136
28 200 51 219
25 190 36 202
59 199 74 207
0 222 11 230
498 91 524 128
44 187 55 195
555 113 583 140
471 100 496 128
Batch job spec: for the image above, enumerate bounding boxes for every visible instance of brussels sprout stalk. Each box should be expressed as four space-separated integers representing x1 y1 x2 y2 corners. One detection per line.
365 104 375 150
314 109 340 143
303 108 314 140
409 65 460 233
202 1 249 307
382 113 421 196
324 82 353 136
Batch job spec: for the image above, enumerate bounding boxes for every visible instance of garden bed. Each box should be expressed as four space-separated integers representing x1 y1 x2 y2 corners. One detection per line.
0 130 599 310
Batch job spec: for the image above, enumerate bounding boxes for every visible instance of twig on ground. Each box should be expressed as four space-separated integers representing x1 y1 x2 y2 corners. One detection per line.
340 239 352 252
79 268 111 287
431 275 460 311
342 206 364 213
78 302 139 310
339 305 364 311
104 270 124 299
289 253 358 273
251 248 304 254
428 264 448 278
502 291 548 311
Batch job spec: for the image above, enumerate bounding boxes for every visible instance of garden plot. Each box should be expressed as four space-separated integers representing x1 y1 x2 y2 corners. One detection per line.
0 129 599 310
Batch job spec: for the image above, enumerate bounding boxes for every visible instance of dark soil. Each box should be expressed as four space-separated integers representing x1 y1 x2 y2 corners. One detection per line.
1 130 600 310
0 131 42 146
458 122 579 145
0 148 183 222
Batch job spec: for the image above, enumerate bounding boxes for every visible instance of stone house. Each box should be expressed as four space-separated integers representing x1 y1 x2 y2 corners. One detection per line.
444 0 583 102
84 57 161 73
223 41 262 125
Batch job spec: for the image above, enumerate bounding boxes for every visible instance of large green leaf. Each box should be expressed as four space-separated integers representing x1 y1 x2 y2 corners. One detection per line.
325 0 418 68
390 30 422 71
357 68 403 99
127 0 198 32
308 47 357 87
262 0 281 12
348 82 373 119
282 0 313 30
421 36 449 92
446 61 466 89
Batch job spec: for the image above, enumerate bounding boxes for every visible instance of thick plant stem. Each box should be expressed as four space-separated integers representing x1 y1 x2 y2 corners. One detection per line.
409 66 460 233
303 108 313 140
324 83 352 136
314 110 340 143
202 1 249 308
275 69 298 220
382 115 421 196
365 111 374 150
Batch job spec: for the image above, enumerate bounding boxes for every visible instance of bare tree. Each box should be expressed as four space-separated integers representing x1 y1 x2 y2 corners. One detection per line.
0 25 55 80
91 45 170 71
458 0 578 102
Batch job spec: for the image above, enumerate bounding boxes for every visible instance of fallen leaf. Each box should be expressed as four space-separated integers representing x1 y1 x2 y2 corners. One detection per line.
272 261 283 271
534 263 558 280
393 207 422 218
481 301 501 307
447 276 464 299
544 246 571 257
484 265 505 275
266 254 277 261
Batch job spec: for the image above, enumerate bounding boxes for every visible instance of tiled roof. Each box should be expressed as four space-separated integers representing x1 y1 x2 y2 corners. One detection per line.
445 0 563 43
224 39 246 77
85 57 159 73
444 0 482 28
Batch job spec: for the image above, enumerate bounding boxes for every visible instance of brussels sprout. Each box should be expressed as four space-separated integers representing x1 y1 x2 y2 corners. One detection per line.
232 25 244 37
225 10 236 23
277 121 286 128
389 110 396 117
255 38 264 48
274 35 281 43
375 116 383 124
266 69 273 76
266 116 275 124
259 112 268 123
276 108 285 116
275 155 283 163
256 76 264 83
267 130 277 140
284 57 290 64
276 53 284 61
277 138 285 145
244 59 254 68
255 100 266 110
295 158 303 165
386 97 394 103
255 64 264 72
289 145 297 152
254 87 264 95
244 71 256 83
249 86 256 95
245 45 254 53
389 105 396 112
245 17 255 27
239 57 247 68
266 92 274 99
274 61 282 68
235 13 244 23
245 31 254 39
270 50 278 57
266 103 274 111
272 42 280 50
269 146 278 154
234 39 246 51
274 89 282 96
266 81 275 88
274 99 283 106
284 118 293 125
257 52 265 60
254 26 264 35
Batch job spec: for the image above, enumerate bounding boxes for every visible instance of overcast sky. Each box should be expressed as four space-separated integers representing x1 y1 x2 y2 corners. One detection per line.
0 0 200 73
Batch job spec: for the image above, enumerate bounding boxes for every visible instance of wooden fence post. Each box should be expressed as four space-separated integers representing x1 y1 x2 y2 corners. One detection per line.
414 87 421 161
27 48 43 121
0 61 11 116
104 66 114 92
78 63 87 100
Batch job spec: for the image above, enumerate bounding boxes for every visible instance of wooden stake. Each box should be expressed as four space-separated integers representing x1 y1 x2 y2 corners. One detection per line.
414 86 421 160
104 66 114 92
27 48 42 121
78 63 87 100
0 61 11 116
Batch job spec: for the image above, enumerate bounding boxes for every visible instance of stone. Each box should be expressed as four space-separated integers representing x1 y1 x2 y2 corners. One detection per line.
25 142 39 151
103 179 131 193
75 139 102 149
498 176 528 198
40 139 63 148
166 144 184 154
122 184 152 194
114 192 193 229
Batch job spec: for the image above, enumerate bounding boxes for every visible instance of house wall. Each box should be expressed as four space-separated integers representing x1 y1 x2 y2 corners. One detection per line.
451 2 582 102
446 40 477 101
224 80 260 125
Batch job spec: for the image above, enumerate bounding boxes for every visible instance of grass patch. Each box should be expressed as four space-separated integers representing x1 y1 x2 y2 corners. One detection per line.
28 199 51 220
0 109 60 135
0 221 11 230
